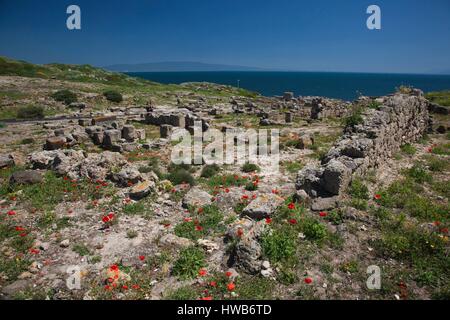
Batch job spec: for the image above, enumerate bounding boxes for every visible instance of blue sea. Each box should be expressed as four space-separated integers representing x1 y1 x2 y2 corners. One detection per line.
127 71 450 101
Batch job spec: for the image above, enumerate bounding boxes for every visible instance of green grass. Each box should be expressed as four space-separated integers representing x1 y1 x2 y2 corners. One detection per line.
51 89 77 105
72 243 91 256
348 177 369 200
16 105 44 119
172 246 205 280
402 164 432 184
426 90 450 107
206 174 249 189
400 143 416 155
166 286 198 300
282 161 304 174
174 205 224 240
261 228 297 264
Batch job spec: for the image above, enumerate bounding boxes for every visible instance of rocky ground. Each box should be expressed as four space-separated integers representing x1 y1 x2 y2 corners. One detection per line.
0 58 449 300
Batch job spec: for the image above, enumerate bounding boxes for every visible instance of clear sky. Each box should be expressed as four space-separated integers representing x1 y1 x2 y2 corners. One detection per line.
0 0 449 74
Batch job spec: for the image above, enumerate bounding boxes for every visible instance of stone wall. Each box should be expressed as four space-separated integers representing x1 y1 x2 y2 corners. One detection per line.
296 89 430 200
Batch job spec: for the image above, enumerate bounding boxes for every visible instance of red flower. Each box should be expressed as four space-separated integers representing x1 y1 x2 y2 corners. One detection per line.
242 195 249 200
19 232 27 237
110 265 119 272
265 218 272 224
195 225 203 231
272 189 279 194
374 194 382 200
132 284 140 290
122 285 129 290
225 188 230 193
288 203 295 210
252 194 257 199
184 217 193 222
319 212 327 217
29 248 40 254
102 216 110 223
426 147 433 153
198 269 207 277
237 228 244 237
7 210 16 216
10 196 17 201
163 223 171 228
227 283 236 291
200 296 213 300
289 219 298 225
198 207 204 214
15 226 25 231
434 221 441 226
107 212 115 219
440 228 449 234
63 176 69 181
225 271 232 277
104 285 111 291
139 255 145 261
209 281 217 287
304 277 313 284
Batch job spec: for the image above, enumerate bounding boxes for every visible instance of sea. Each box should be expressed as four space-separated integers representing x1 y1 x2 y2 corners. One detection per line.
126 71 450 101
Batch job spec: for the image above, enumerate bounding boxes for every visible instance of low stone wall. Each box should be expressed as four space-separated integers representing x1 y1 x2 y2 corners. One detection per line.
296 89 429 199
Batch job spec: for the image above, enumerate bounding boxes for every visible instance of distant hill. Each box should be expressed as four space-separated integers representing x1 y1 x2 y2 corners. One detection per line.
103 61 264 72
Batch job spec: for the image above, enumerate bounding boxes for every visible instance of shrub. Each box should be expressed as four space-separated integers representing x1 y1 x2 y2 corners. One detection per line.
348 178 369 199
51 90 77 105
424 156 449 172
403 164 432 184
16 105 44 119
103 90 123 103
343 106 364 127
166 169 195 186
242 163 260 173
261 229 297 263
200 164 220 178
244 181 258 191
172 246 205 280
300 218 328 242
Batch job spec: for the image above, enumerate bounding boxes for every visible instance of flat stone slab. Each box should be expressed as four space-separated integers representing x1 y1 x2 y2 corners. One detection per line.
242 193 284 220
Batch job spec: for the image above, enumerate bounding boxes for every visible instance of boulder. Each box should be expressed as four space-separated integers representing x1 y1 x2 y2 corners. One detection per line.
122 125 136 141
321 159 352 196
103 129 121 147
242 193 284 220
159 234 193 249
182 187 212 209
128 180 154 200
110 166 142 187
311 196 339 211
10 170 43 185
0 154 14 169
45 136 67 150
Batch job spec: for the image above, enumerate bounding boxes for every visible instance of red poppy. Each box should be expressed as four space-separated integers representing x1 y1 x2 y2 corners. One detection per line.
237 228 244 237
252 194 257 199
195 225 203 231
198 207 204 214
29 248 40 254
288 203 295 210
242 195 249 200
304 277 313 284
10 196 17 201
63 176 69 181
132 284 140 290
209 281 217 287
200 296 213 300
102 216 110 223
440 228 449 234
7 210 16 216
434 221 441 226
227 283 236 291
426 147 433 153
139 255 145 261
19 232 27 237
319 212 327 217
15 226 25 231
272 189 279 194
171 188 177 193
198 269 207 276
374 194 382 200
265 218 272 224
104 285 111 291
122 285 129 290
225 188 230 193
289 219 298 225
110 265 119 272
184 217 193 222
107 212 115 219
163 223 171 228
225 271 232 277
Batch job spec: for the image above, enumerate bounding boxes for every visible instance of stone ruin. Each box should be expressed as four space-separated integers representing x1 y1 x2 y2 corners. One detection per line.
145 108 210 136
310 97 352 120
296 89 429 209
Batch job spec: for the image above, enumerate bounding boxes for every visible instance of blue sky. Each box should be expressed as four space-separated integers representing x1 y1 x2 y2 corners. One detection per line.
0 0 449 73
